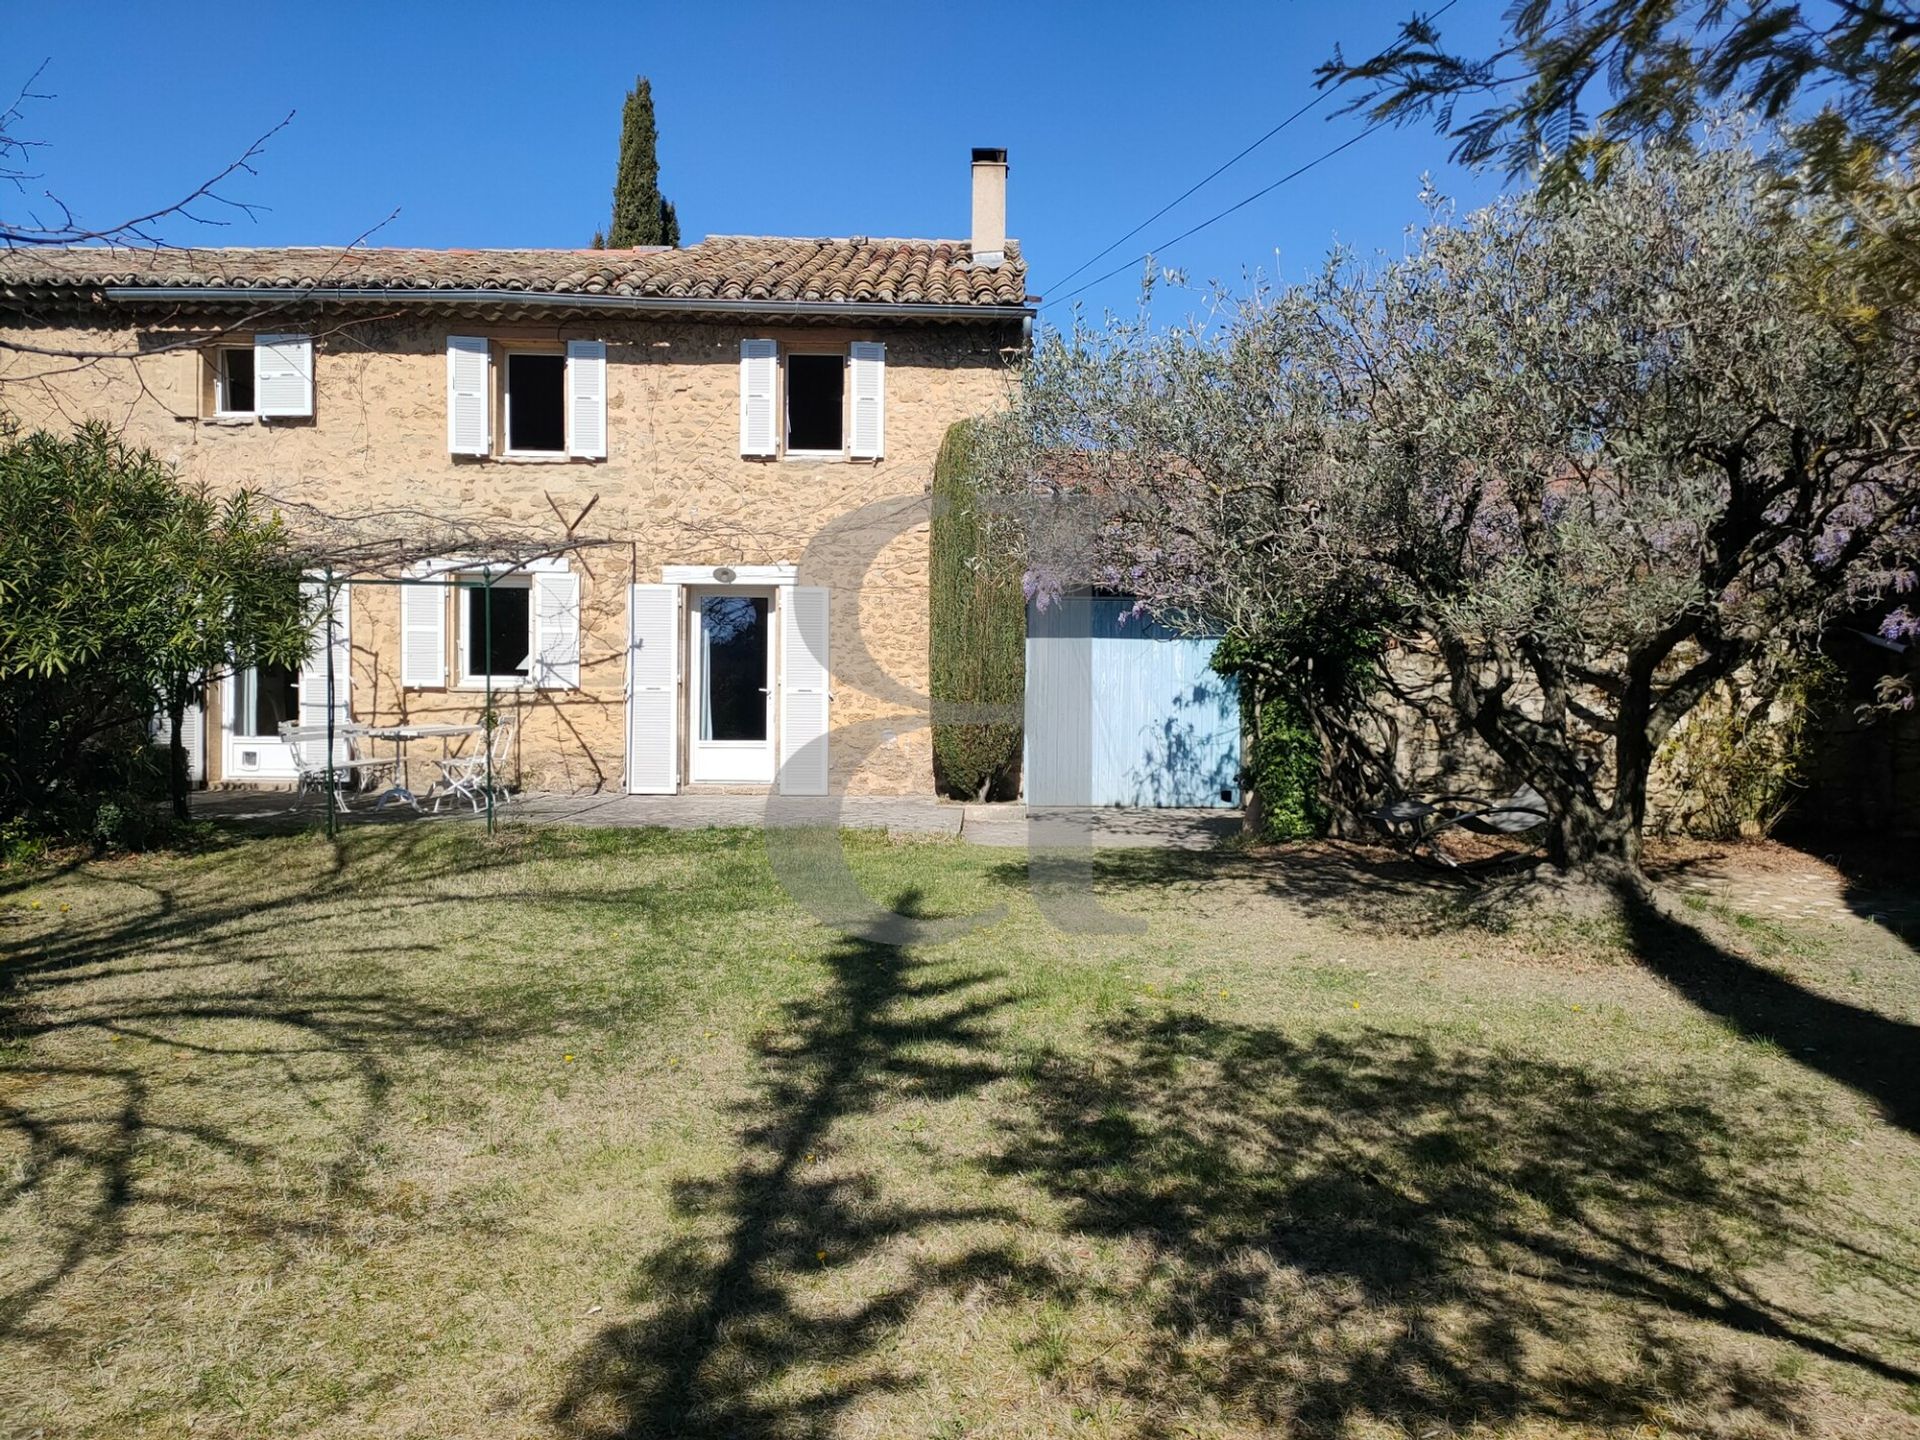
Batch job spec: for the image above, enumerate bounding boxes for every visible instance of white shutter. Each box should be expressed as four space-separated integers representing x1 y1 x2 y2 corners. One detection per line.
150 698 206 782
739 339 778 456
178 699 205 782
779 585 830 795
626 583 679 794
298 580 352 764
566 339 607 459
447 336 491 456
848 342 885 459
531 570 581 689
254 334 313 417
400 572 447 688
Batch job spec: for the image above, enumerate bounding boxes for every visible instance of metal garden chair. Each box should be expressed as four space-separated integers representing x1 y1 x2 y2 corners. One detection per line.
427 717 517 814
279 723 395 812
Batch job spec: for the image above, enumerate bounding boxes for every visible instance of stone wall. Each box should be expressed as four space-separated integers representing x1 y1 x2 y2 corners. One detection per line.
1353 640 1771 834
0 312 1021 794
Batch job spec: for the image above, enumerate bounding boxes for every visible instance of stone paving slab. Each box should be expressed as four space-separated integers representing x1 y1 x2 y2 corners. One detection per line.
189 789 1242 851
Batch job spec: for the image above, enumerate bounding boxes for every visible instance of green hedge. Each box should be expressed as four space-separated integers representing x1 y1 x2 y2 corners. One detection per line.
930 421 1025 800
1244 692 1328 840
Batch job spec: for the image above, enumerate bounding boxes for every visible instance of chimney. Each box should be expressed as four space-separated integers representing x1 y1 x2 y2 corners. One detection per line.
970 147 1008 268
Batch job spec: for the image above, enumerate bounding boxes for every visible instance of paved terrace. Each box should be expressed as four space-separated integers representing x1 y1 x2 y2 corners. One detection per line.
189 789 1243 850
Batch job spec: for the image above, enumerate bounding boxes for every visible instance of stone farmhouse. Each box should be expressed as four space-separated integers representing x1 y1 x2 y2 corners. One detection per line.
0 150 1030 799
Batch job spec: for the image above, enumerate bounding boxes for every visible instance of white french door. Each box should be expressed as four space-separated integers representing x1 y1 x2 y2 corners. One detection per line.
686 588 776 784
223 661 302 778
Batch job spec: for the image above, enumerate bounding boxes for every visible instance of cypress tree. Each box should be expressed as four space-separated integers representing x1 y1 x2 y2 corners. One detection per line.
607 77 679 248
929 421 1026 800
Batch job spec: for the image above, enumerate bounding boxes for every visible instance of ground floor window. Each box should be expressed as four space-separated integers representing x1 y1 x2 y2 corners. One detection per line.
460 578 532 684
234 661 299 737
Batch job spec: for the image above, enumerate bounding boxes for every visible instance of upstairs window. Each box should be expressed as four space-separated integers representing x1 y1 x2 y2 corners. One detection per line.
216 346 256 415
446 337 606 460
504 352 567 455
785 353 844 454
738 339 884 459
201 335 311 419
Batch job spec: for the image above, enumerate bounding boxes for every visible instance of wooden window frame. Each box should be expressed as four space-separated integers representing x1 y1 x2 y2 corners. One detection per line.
208 341 258 419
781 347 850 461
497 342 569 460
455 573 536 689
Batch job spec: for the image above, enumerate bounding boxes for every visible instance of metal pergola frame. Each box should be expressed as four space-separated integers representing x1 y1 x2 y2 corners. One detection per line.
268 496 623 839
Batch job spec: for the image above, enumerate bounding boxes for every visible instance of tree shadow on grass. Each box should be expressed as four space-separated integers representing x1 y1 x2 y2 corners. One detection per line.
1618 890 1920 1137
552 890 1029 1439
994 1011 1920 1437
1030 841 1920 1143
0 825 637 1350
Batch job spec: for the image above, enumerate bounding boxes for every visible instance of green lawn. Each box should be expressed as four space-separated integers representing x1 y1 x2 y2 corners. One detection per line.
3 826 1918 1439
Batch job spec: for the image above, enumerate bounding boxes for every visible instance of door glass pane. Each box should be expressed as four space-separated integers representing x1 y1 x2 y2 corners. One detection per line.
237 661 299 737
700 596 769 741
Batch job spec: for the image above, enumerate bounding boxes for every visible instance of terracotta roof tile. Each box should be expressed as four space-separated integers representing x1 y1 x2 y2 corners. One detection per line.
0 236 1032 310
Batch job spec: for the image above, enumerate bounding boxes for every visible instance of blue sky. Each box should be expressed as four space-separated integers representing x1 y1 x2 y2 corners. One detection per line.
9 0 1514 325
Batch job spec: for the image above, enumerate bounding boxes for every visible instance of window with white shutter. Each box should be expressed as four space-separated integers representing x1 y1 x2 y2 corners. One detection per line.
254 334 313 418
785 353 844 454
848 342 885 459
214 346 257 416
447 336 491 455
739 339 778 456
566 340 607 459
457 577 532 685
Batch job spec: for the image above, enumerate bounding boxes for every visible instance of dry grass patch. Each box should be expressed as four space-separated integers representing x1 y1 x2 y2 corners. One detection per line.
3 825 1918 1438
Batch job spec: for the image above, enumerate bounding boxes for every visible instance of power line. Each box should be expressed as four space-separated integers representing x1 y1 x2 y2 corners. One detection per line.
1036 0 1465 311
1040 116 1391 312
1041 90 1334 295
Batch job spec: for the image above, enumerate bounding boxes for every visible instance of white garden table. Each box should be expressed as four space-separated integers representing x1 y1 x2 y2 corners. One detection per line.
360 723 487 810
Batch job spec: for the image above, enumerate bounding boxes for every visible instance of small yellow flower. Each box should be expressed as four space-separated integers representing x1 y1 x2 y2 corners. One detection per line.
815 1250 827 1263
29 900 41 910
1570 1004 1583 1012
1218 989 1229 999
58 902 70 913
564 1053 576 1063
1351 1001 1361 1010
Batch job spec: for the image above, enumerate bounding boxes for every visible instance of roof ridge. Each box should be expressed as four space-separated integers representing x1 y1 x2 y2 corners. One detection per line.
1 236 1032 310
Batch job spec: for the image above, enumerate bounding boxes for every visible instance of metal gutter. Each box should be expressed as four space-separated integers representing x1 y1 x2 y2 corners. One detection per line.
99 286 1033 322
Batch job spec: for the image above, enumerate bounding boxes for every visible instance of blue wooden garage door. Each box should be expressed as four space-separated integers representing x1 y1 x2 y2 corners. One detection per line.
1025 596 1241 807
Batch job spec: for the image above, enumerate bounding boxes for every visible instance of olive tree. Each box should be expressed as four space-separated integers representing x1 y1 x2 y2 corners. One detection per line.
986 139 1920 880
